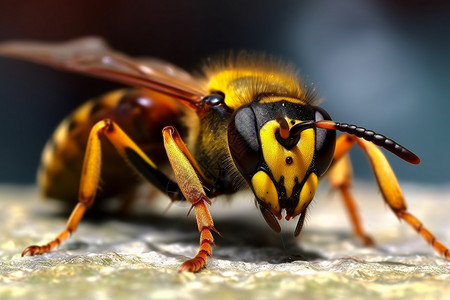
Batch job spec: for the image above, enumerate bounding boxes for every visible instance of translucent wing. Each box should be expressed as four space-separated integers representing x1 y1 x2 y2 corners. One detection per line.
0 37 206 107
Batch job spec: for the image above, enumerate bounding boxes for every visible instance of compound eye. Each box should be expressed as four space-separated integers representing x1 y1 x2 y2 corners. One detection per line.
314 106 336 176
228 106 261 175
203 92 225 106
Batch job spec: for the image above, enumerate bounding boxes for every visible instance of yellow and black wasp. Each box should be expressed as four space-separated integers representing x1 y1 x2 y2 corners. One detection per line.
0 37 448 272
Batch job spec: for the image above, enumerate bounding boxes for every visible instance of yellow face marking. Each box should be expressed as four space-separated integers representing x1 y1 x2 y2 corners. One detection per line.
259 119 315 198
293 173 318 217
251 171 281 216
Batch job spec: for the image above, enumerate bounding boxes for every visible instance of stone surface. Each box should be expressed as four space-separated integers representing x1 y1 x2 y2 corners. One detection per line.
0 183 449 300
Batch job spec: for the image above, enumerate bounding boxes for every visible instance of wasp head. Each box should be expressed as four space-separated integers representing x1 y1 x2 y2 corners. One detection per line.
227 98 336 234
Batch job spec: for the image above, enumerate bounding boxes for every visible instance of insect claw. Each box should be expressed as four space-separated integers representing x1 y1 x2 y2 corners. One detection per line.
179 257 206 273
22 245 39 257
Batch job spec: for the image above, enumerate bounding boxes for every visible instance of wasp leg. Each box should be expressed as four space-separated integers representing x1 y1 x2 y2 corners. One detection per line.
22 119 183 256
329 151 375 246
354 137 450 257
162 126 217 272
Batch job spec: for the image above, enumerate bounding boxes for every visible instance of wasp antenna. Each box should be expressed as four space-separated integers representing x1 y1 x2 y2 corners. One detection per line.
314 120 420 165
289 120 315 136
275 117 290 139
275 120 315 150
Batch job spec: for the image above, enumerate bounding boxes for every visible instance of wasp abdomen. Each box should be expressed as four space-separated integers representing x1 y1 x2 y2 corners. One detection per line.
38 88 189 203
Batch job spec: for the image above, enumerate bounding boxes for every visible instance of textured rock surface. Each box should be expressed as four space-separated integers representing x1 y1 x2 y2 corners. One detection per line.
1 183 449 300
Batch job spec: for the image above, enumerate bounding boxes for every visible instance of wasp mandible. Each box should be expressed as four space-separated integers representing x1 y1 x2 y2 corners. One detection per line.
0 37 448 272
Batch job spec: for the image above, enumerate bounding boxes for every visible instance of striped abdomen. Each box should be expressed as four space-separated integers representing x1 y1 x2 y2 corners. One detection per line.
38 88 191 203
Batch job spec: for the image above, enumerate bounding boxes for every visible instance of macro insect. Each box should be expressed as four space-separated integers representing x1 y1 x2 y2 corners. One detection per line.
0 37 448 272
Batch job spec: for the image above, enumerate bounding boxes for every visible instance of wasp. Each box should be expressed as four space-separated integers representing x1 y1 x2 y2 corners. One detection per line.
0 37 448 272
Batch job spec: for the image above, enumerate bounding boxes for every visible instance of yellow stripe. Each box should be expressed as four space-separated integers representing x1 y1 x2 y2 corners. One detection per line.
252 171 280 216
294 173 318 217
206 69 302 110
37 89 127 195
71 89 125 124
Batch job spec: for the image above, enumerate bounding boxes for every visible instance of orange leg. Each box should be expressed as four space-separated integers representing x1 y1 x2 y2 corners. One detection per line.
22 119 181 256
355 137 449 257
329 134 374 245
162 126 218 272
329 133 449 257
328 152 374 246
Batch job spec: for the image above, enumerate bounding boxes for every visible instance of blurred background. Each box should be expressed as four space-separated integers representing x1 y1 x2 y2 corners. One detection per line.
0 0 449 185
